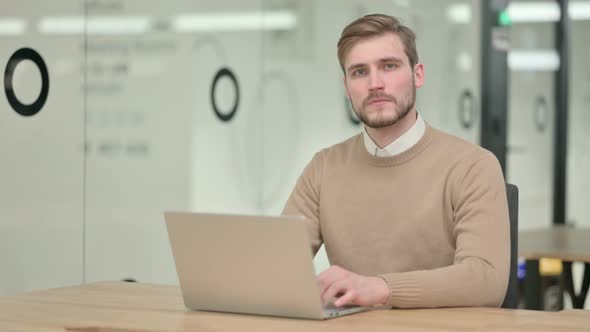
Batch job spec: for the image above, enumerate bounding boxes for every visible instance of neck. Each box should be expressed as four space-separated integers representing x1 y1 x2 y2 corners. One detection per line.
365 109 418 149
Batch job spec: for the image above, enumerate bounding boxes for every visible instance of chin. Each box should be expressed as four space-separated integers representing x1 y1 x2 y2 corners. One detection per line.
364 118 399 129
372 113 399 124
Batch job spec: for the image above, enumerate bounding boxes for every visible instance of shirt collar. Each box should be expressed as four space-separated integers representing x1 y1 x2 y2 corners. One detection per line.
363 113 426 157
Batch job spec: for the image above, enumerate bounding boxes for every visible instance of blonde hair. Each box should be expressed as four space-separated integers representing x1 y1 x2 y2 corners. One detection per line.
337 14 419 72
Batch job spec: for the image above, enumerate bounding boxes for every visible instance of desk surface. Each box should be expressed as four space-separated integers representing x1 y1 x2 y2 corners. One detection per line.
519 226 590 261
1 282 589 332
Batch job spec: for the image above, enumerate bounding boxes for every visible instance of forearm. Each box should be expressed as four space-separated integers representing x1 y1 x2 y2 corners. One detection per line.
378 257 507 308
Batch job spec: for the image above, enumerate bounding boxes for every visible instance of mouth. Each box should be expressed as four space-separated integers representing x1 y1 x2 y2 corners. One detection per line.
367 98 391 106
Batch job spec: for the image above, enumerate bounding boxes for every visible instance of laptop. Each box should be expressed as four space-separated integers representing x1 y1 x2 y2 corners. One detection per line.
164 211 369 320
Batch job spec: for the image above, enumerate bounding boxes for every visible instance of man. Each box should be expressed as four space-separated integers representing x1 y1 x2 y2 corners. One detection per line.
282 14 509 309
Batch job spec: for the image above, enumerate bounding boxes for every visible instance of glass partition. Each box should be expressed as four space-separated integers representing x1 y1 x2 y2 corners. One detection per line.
0 0 84 294
81 0 489 282
2 0 532 292
567 1 590 229
83 0 265 284
506 0 558 230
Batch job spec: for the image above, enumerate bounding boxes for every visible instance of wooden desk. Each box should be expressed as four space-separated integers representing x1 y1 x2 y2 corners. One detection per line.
0 282 589 332
519 226 590 309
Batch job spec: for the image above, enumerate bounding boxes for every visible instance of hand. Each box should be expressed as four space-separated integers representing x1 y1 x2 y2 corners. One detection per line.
316 265 389 308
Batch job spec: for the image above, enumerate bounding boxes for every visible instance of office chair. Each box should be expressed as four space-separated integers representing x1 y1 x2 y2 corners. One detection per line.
501 183 519 309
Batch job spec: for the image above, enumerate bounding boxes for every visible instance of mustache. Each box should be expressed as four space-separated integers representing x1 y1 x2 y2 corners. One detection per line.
363 93 397 107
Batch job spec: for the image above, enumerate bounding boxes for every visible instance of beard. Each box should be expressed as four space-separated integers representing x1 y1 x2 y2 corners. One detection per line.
351 83 416 129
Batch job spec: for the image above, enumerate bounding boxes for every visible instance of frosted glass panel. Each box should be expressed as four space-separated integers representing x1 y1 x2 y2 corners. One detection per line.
506 5 556 230
0 1 84 294
83 0 264 284
567 16 590 227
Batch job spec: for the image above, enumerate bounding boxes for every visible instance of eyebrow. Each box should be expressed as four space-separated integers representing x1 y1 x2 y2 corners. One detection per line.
346 56 405 73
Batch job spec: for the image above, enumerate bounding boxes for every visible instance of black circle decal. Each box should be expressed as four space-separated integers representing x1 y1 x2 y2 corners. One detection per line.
534 96 548 132
458 89 475 129
210 67 239 122
345 96 361 126
4 47 49 117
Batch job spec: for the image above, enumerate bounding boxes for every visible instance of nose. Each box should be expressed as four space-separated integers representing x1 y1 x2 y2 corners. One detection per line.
368 70 385 91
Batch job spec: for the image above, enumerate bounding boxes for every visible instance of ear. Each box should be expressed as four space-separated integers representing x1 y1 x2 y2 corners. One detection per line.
413 63 424 88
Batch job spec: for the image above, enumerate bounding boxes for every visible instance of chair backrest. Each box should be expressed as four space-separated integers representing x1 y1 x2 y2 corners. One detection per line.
501 183 519 309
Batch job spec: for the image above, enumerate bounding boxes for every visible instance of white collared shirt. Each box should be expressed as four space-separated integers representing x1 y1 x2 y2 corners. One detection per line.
363 113 425 157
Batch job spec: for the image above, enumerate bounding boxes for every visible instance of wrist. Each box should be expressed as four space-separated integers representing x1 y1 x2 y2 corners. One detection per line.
373 276 390 306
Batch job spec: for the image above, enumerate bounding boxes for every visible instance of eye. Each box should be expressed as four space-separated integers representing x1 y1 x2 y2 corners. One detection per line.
352 68 366 76
384 63 397 70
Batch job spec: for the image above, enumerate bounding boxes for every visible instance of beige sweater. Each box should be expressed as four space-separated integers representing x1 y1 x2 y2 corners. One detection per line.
282 124 510 308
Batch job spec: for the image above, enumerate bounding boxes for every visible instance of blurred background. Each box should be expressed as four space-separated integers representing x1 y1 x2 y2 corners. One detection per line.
1 0 589 311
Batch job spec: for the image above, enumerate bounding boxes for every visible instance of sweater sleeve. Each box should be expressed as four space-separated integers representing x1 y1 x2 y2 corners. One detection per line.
281 152 324 256
378 151 510 308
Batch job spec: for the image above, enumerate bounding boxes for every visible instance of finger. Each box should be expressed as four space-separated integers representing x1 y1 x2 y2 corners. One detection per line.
316 266 340 294
334 289 357 307
316 275 331 295
320 279 335 305
316 278 326 295
322 280 348 306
